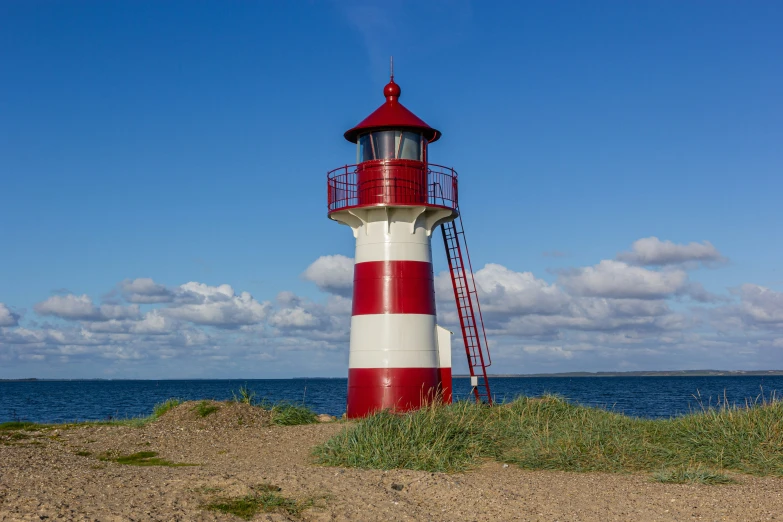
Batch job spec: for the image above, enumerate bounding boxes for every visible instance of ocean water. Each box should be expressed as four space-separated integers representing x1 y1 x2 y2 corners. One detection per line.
1 375 781 424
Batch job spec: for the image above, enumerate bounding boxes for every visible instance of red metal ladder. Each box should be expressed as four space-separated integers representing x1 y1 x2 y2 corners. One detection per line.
441 215 493 404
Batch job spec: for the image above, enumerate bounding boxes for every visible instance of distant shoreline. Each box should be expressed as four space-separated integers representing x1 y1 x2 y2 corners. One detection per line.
3 370 783 382
454 370 783 378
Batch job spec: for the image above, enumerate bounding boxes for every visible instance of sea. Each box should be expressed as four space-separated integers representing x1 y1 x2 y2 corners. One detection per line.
1 375 782 424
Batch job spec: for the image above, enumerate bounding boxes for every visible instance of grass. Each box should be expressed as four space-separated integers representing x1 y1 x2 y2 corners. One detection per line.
232 384 257 405
204 483 312 519
153 398 182 418
99 450 196 467
194 400 220 418
269 402 318 426
653 465 737 485
0 421 48 431
2 416 158 431
314 394 783 477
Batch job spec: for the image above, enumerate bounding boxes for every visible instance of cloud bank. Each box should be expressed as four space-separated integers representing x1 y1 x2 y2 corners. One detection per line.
617 237 725 266
1 237 780 377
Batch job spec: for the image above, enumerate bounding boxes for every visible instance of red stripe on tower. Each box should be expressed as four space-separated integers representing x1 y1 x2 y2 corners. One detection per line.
352 261 435 316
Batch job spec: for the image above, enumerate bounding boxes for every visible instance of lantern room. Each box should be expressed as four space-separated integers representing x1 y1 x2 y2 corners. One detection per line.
328 77 457 214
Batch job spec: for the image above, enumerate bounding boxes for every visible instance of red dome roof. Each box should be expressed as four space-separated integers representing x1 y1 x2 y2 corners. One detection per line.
343 78 441 144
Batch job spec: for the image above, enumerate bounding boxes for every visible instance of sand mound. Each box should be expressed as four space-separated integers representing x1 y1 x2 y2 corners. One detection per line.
153 400 271 432
3 407 783 520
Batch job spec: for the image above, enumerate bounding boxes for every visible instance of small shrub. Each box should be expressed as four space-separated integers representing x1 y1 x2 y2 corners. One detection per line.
194 401 219 418
153 398 182 418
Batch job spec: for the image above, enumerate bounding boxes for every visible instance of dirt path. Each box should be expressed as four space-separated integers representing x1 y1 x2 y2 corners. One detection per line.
1 402 782 521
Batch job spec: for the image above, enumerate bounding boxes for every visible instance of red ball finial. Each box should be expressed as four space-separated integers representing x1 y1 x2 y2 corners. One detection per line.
384 80 401 100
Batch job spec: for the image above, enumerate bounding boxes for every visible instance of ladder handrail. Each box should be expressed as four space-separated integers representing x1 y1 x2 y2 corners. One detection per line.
441 217 493 405
456 218 492 369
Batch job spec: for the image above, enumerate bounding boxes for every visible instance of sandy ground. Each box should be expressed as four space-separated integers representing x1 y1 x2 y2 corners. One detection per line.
1 401 782 521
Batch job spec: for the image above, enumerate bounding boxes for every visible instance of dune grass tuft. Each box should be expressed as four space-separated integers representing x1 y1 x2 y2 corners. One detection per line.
232 385 257 405
153 398 182 418
653 465 737 484
204 483 311 519
99 450 196 467
315 401 494 472
269 402 318 426
314 395 783 477
194 400 220 418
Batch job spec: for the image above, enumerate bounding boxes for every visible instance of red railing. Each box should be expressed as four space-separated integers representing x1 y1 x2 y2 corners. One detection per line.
328 161 458 213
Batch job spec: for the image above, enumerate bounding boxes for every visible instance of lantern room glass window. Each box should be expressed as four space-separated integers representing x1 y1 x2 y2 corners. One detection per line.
357 131 425 162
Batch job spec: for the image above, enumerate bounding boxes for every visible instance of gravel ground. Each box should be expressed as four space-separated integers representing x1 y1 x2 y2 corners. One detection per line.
1 401 782 521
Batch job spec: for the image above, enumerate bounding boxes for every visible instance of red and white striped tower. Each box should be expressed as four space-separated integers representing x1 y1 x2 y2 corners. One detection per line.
327 74 458 418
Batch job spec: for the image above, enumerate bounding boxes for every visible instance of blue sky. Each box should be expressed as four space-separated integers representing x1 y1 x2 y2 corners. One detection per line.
1 1 781 378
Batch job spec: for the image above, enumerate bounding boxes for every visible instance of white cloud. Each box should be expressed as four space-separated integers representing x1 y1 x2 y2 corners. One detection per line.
739 284 783 327
302 255 354 297
99 303 141 320
131 310 178 335
559 260 688 299
471 263 569 315
618 237 724 266
34 294 99 320
121 278 173 303
164 282 270 327
269 307 320 328
34 294 140 322
269 293 321 329
523 345 574 360
0 304 20 327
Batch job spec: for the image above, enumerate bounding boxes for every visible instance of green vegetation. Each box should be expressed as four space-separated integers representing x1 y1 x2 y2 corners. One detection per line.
92 417 152 428
653 465 737 485
194 401 220 418
315 400 492 472
153 398 182 418
314 395 783 477
3 416 156 431
99 451 195 467
204 483 312 519
232 384 257 405
1 393 319 434
229 385 318 425
0 421 46 431
269 402 318 426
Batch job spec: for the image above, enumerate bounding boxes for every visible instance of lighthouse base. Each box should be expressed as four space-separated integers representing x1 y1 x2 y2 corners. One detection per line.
346 367 439 418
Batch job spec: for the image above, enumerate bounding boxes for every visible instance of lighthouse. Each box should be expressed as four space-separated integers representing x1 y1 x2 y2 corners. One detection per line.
327 71 491 418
